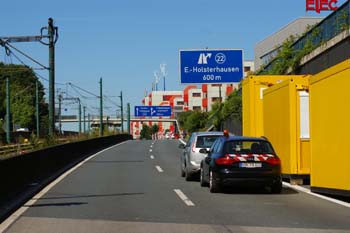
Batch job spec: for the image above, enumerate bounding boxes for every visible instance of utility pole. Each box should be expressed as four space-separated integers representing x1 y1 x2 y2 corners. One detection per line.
83 106 86 133
6 77 11 144
106 116 110 133
127 103 130 135
119 91 124 132
58 94 62 135
163 77 166 91
153 71 159 91
160 63 167 91
88 113 91 133
0 18 58 136
36 80 40 137
99 78 103 136
48 18 57 137
78 98 81 134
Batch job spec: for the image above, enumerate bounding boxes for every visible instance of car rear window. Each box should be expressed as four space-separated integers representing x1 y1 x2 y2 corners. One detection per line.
224 140 275 154
196 135 221 148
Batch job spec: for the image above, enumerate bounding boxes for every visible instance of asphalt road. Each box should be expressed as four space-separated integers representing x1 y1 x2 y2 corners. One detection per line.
2 140 350 233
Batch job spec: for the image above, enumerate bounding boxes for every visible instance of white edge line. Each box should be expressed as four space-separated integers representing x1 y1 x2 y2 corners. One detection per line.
174 189 195 206
283 182 350 208
179 139 186 145
0 141 130 233
155 166 163 173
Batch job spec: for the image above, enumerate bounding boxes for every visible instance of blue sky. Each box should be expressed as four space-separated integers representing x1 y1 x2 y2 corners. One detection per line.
0 0 346 130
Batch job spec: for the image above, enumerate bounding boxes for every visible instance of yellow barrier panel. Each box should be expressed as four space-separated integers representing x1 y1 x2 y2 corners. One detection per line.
310 60 350 194
263 76 310 178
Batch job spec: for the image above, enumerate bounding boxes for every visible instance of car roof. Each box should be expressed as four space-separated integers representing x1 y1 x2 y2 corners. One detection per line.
192 131 224 136
223 136 269 142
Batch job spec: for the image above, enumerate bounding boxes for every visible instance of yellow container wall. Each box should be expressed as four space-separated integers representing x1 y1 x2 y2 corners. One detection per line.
242 78 254 136
242 76 289 137
310 60 350 190
300 139 311 174
263 76 310 175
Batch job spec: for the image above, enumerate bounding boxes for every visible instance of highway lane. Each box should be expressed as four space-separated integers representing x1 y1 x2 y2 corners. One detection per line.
2 139 350 233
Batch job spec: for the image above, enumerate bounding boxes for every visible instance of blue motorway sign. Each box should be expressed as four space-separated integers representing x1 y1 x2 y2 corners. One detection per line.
134 106 172 117
179 49 243 84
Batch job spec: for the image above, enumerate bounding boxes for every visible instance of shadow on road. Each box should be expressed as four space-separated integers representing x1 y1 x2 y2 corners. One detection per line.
34 192 145 200
219 187 299 195
86 160 144 163
24 202 88 207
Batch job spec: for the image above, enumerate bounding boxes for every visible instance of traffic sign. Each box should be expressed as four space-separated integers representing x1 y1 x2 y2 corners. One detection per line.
134 106 172 117
179 49 243 84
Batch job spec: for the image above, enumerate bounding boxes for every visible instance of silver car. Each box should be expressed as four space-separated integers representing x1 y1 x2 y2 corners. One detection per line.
179 131 224 181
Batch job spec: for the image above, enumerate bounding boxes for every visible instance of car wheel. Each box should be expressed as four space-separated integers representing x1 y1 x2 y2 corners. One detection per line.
271 181 282 194
209 170 220 193
185 167 192 181
200 168 208 187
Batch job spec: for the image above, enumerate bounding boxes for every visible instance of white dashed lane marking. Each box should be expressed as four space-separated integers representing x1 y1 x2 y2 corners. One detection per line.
174 189 195 206
150 155 155 159
155 166 163 173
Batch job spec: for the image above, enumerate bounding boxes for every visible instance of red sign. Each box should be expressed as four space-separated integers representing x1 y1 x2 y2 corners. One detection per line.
306 0 338 13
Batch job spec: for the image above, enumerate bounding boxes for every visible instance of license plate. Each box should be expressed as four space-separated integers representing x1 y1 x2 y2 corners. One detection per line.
240 162 262 168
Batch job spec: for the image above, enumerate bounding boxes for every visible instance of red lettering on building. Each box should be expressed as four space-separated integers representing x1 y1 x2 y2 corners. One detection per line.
306 0 338 13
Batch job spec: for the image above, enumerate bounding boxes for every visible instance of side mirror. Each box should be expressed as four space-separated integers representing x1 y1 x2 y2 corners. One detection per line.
178 144 185 149
199 148 208 154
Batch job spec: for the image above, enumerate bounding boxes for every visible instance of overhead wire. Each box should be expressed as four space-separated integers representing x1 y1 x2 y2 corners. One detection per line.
2 40 48 70
68 82 99 98
0 45 64 90
103 95 119 107
69 84 91 99
1 44 112 119
65 83 103 116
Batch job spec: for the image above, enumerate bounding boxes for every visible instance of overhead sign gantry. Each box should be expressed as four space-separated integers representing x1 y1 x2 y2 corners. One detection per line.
179 49 243 84
134 106 172 117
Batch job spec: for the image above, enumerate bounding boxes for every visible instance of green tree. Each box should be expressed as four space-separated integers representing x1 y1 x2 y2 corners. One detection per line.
185 110 208 133
222 90 242 123
206 89 242 132
151 124 159 134
209 101 223 130
0 63 47 133
268 35 295 75
140 124 152 139
177 110 192 130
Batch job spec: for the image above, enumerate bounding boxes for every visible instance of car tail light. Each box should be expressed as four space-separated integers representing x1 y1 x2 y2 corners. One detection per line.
215 154 239 165
266 157 281 165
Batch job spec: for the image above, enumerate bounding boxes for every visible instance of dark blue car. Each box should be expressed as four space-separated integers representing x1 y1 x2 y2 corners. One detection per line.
200 136 282 193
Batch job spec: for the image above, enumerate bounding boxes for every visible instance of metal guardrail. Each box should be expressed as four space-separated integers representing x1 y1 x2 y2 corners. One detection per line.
0 143 35 158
